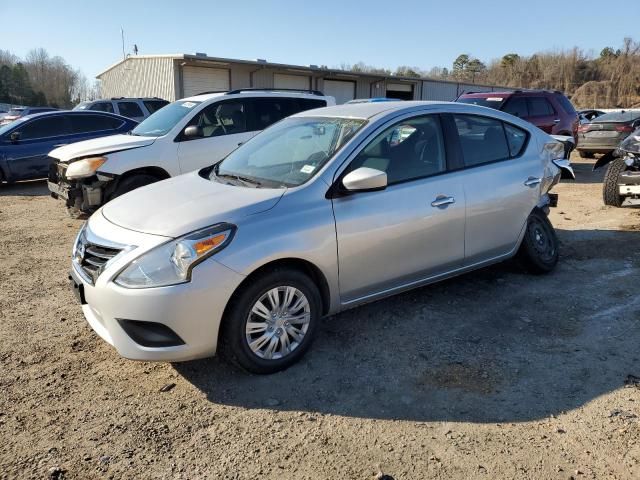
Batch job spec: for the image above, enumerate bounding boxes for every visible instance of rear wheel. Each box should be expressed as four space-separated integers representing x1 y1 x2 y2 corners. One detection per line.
110 174 160 200
517 210 559 274
220 268 321 374
579 151 595 159
602 158 626 207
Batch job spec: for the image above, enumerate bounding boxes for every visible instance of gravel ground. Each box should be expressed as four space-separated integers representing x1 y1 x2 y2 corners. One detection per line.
1 153 639 480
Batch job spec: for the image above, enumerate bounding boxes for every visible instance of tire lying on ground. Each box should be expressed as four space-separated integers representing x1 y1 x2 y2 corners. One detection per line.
517 209 559 274
602 158 626 207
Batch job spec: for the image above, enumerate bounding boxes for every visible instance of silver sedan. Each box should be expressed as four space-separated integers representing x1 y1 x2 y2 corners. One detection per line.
69 101 573 373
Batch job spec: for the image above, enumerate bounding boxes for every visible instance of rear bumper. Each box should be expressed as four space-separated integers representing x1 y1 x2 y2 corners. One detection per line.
619 170 640 186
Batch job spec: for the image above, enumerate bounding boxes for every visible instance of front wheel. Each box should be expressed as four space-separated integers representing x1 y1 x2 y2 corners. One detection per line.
517 210 559 274
602 158 626 207
220 268 321 374
109 174 160 200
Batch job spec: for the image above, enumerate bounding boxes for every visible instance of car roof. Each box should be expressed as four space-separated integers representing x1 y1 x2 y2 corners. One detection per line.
293 101 450 120
181 90 332 102
17 110 135 122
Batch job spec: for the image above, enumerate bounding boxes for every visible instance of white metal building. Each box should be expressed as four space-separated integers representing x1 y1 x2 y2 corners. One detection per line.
96 53 508 104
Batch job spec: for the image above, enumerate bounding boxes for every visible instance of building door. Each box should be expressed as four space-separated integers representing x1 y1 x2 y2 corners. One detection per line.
386 82 414 100
182 66 230 97
273 74 310 90
322 79 356 104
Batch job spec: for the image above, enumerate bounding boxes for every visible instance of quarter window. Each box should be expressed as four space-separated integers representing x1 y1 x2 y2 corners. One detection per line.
117 101 144 118
348 115 446 184
453 114 510 166
143 100 169 114
504 123 528 157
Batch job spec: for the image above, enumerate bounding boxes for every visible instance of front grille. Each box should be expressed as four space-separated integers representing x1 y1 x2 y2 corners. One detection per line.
74 230 123 284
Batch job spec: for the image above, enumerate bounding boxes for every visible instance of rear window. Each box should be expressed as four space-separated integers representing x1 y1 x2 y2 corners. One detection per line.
91 102 114 113
502 97 529 118
594 111 640 123
528 97 555 117
457 97 506 110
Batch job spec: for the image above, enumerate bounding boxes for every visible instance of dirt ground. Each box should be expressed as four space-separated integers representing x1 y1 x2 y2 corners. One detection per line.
1 153 639 480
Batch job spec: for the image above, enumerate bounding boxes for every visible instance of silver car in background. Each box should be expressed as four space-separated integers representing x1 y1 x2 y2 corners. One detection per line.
69 101 573 374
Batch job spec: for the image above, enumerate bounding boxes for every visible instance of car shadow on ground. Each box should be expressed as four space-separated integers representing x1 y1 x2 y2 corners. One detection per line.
175 228 640 423
570 157 606 185
0 179 50 196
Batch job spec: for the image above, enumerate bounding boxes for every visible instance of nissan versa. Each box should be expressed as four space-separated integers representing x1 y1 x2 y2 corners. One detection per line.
69 101 574 374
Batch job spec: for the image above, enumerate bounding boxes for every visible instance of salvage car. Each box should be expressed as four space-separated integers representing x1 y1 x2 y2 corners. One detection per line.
69 101 573 373
0 111 137 184
577 110 640 158
599 127 640 207
0 106 58 125
49 89 335 216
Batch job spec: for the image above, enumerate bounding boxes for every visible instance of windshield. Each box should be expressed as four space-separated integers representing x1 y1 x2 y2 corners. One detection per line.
73 102 90 110
131 100 201 136
6 108 26 116
457 96 506 109
211 116 366 187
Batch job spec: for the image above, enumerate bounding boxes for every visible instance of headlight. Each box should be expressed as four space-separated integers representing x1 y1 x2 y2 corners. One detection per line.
65 156 107 179
114 223 235 289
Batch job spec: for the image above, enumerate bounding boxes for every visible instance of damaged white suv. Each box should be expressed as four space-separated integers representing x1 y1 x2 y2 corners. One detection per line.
48 90 334 215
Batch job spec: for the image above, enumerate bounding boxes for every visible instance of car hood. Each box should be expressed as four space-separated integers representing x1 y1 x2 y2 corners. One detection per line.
101 171 286 237
49 134 156 163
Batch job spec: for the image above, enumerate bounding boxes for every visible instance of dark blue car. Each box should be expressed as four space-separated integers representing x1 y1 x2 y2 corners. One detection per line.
0 110 137 183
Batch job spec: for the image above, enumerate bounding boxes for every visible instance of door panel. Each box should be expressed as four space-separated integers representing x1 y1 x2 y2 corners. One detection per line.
333 175 465 302
461 157 541 263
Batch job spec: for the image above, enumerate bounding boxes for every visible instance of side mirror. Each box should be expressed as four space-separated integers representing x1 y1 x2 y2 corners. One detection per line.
342 167 387 192
10 131 20 143
183 125 204 139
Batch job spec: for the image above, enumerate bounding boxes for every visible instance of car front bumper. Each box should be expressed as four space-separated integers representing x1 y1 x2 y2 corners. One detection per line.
71 213 246 362
48 158 110 212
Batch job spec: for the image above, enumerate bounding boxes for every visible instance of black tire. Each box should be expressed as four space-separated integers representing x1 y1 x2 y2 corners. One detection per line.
110 174 160 200
517 210 559 274
602 158 626 207
579 151 594 159
220 268 321 374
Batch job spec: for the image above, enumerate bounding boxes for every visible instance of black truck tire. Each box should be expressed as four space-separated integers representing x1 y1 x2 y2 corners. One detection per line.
602 158 626 207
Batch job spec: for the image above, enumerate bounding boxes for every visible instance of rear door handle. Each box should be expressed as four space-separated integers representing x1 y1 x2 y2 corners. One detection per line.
553 119 560 124
524 177 542 187
431 195 455 207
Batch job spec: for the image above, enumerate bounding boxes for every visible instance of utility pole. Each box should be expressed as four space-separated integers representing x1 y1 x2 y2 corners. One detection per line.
121 27 125 59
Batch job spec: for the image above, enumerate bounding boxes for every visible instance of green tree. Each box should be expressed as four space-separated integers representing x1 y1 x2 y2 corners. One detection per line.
452 54 470 79
467 59 486 83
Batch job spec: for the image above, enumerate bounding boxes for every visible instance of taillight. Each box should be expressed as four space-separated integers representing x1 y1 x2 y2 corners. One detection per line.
577 125 590 133
615 125 634 133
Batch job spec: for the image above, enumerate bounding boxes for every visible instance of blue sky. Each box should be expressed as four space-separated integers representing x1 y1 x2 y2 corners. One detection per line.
1 0 637 78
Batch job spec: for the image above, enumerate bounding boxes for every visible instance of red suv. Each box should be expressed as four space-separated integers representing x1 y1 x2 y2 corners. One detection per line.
457 90 579 143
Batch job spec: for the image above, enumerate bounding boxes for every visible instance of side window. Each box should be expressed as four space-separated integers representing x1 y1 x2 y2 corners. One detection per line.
143 100 168 114
295 98 327 112
528 97 555 117
555 94 576 114
453 114 510 167
249 98 294 131
184 101 246 139
117 102 144 118
502 97 528 118
504 123 528 157
70 115 123 133
348 115 446 185
17 116 72 140
91 102 114 113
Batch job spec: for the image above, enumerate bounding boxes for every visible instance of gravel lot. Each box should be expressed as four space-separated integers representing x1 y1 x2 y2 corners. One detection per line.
1 154 639 480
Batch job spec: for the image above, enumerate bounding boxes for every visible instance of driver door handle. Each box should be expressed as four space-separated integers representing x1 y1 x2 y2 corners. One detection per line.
524 176 542 187
431 195 455 207
553 119 561 124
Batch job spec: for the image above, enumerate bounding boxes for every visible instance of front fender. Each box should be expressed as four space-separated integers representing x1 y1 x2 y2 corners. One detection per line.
593 151 618 171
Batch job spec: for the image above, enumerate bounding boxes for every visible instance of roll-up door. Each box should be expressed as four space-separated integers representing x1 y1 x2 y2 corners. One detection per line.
323 79 356 104
274 73 311 90
182 66 230 97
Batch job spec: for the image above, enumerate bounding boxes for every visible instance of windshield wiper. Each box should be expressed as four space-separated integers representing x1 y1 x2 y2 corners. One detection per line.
213 165 262 187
